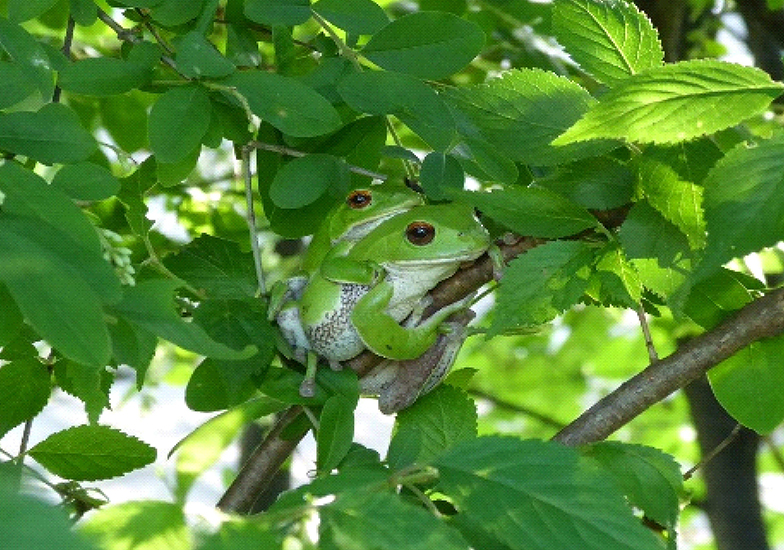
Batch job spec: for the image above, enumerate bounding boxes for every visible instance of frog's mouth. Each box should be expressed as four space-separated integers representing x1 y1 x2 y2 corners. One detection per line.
392 246 488 268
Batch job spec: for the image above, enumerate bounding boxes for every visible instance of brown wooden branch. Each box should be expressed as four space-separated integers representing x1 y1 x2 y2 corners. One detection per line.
553 287 784 446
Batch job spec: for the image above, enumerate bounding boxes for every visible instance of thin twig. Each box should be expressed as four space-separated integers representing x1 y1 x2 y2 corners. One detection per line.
247 141 388 181
470 390 566 429
683 423 742 481
96 8 185 78
242 144 266 296
636 305 660 363
52 16 76 103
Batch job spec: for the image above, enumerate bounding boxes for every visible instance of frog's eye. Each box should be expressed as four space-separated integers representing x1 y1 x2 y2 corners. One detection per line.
406 222 435 245
346 189 373 209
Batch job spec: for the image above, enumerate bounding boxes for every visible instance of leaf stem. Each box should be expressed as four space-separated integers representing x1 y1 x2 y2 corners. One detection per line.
96 8 186 79
247 141 388 180
636 305 660 363
241 143 267 296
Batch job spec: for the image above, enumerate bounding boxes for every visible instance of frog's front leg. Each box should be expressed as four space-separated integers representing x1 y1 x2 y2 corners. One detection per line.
364 309 475 414
352 281 474 360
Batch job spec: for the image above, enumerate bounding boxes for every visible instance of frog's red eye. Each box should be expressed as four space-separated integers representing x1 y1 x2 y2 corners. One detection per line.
346 189 373 209
406 222 435 245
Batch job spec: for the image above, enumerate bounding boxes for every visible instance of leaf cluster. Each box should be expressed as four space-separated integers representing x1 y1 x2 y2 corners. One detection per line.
2 0 784 548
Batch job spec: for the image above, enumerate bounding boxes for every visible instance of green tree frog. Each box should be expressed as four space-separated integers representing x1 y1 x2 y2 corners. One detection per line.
268 183 425 323
294 203 491 396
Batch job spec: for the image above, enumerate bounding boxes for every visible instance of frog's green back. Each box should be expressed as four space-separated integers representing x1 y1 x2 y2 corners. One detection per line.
301 184 424 273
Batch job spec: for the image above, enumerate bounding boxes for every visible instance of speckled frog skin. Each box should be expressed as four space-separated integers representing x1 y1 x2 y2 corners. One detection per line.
298 202 491 365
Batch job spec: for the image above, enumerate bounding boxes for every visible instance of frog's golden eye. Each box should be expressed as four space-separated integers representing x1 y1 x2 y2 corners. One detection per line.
406 222 435 245
346 189 373 209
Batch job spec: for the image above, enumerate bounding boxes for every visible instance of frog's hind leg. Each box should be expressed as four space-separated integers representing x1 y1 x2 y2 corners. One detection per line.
299 352 319 398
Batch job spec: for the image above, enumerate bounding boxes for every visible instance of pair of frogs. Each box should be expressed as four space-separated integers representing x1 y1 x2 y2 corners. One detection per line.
268 184 493 413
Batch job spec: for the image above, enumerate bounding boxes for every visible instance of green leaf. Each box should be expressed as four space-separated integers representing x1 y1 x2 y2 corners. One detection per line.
100 93 149 152
57 361 112 424
0 61 38 108
434 437 663 550
173 397 285 500
454 187 597 238
58 41 160 96
338 70 455 151
244 0 311 26
69 0 97 26
709 336 784 434
0 284 23 346
51 162 121 201
0 488 96 550
185 357 259 411
635 157 705 249
490 241 594 335
223 71 342 137
361 11 484 80
535 156 634 210
0 103 97 164
150 0 204 25
164 234 259 299
321 492 470 550
552 0 663 85
197 519 283 550
109 318 157 387
79 501 189 550
0 359 51 436
452 134 519 185
269 154 348 208
420 152 465 201
683 268 757 329
148 85 211 164
113 279 255 360
387 385 477 470
594 241 643 306
111 279 257 360
0 162 120 303
554 60 784 146
176 32 236 79
0 226 112 367
618 202 693 299
317 395 356 474
446 68 614 166
29 425 156 480
0 164 119 367
584 441 682 530
0 17 55 99
697 132 784 281
312 0 388 35
118 158 157 238
8 0 59 21
156 144 201 186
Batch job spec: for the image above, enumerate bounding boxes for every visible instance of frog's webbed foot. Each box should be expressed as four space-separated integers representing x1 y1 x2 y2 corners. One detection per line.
328 359 343 371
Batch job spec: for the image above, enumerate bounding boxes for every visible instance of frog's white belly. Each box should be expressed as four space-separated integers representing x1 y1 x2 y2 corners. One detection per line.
307 262 460 362
306 283 370 362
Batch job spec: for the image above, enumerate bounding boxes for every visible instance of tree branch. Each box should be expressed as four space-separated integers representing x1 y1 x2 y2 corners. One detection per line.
553 287 784 446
